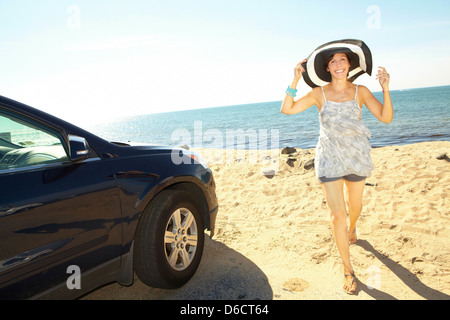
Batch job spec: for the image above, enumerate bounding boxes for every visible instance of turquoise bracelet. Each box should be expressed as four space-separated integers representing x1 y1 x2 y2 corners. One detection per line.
286 86 297 98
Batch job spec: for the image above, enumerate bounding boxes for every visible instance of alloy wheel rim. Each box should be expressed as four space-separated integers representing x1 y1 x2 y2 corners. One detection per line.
164 208 198 271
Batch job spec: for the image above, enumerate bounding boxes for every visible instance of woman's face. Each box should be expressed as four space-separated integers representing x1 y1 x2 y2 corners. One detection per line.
327 53 350 79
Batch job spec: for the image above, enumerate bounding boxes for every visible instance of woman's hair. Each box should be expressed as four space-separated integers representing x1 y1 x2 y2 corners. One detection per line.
324 53 352 72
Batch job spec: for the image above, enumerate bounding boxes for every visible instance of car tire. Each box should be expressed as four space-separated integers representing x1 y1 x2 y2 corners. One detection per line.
134 189 205 289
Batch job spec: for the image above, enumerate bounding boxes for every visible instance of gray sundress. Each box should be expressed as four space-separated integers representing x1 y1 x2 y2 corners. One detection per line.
315 85 375 179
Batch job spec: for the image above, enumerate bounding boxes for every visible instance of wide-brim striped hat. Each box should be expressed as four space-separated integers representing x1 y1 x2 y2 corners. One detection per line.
301 39 373 88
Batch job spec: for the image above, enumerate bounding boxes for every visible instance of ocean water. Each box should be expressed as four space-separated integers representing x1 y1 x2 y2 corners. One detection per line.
88 85 450 150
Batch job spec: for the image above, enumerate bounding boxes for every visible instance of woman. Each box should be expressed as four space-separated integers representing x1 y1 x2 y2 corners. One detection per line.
280 49 393 294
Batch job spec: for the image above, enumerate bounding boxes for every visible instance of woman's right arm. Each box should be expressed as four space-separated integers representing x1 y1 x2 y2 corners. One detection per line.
280 60 318 115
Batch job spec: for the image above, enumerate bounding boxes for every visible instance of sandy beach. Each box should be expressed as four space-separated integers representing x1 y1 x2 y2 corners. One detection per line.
84 140 449 300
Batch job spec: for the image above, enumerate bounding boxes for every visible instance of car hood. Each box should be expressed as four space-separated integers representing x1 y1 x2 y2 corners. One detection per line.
107 141 206 165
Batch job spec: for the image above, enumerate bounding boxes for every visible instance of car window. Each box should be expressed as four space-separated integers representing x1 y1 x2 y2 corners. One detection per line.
0 110 69 171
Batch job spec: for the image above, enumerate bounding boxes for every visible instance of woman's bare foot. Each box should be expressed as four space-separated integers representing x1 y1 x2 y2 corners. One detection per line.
343 272 357 294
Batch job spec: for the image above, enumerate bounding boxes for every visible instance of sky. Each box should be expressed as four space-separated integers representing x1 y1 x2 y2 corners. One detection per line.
0 0 449 126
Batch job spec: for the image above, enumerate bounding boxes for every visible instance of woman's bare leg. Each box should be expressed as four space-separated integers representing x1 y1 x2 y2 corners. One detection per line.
321 180 356 293
344 179 366 244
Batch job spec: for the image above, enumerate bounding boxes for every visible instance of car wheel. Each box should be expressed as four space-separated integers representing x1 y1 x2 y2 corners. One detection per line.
134 189 205 289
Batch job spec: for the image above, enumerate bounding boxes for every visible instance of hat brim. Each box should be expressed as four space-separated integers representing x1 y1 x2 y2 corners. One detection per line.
301 39 373 88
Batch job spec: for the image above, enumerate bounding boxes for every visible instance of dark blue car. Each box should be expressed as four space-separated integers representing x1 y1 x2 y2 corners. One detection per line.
0 95 218 299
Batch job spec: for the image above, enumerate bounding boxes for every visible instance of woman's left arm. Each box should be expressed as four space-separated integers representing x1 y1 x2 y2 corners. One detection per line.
361 67 393 123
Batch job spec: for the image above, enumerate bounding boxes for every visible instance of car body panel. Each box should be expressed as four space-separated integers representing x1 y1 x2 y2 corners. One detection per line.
0 160 123 299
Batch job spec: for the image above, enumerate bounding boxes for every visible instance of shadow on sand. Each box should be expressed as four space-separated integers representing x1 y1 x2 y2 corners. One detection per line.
354 240 449 300
83 236 273 300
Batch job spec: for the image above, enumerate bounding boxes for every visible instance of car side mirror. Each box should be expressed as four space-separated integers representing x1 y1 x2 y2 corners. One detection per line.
68 135 89 162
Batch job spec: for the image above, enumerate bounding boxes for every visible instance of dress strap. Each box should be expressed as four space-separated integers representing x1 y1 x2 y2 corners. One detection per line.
354 85 359 100
321 87 327 102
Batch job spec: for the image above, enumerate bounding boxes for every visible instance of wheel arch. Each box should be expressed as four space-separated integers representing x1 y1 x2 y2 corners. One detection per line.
164 182 210 228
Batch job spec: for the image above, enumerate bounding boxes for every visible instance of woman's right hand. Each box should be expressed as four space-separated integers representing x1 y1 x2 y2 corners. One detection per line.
294 59 307 80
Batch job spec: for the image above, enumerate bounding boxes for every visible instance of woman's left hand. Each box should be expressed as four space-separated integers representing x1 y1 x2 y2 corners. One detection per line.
376 67 390 91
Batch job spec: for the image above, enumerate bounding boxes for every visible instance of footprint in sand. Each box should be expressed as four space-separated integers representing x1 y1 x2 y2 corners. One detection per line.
311 251 329 264
282 278 310 292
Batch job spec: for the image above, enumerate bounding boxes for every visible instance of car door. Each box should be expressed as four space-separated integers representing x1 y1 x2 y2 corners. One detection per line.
0 108 122 299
